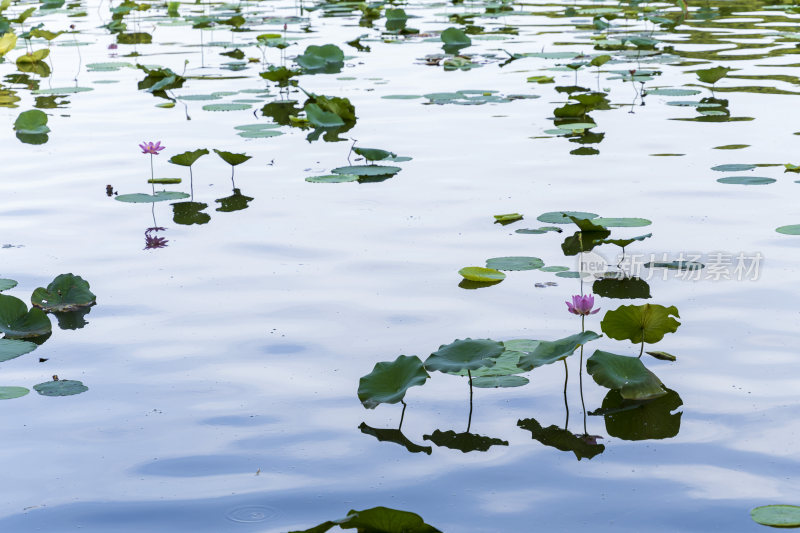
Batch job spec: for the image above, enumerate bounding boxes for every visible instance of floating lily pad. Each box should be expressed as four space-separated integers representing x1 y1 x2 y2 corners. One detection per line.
555 271 581 278
33 379 88 397
646 88 701 96
493 213 523 224
710 163 756 172
714 144 749 150
717 176 775 185
458 267 506 283
485 257 543 271
0 294 52 338
591 217 652 227
147 178 181 184
537 211 598 224
751 505 800 528
14 109 50 135
586 350 666 400
472 375 529 388
0 338 37 362
601 304 680 345
305 174 359 183
331 165 401 177
776 225 800 235
353 147 396 162
116 191 190 203
644 261 704 271
31 274 96 313
425 338 504 373
202 103 251 111
358 355 429 409
32 87 93 95
517 331 601 371
540 266 570 272
0 279 17 291
0 386 29 400
646 350 677 361
515 227 562 234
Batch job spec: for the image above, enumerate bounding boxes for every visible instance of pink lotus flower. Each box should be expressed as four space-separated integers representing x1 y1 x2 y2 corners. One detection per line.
139 141 164 155
566 294 600 316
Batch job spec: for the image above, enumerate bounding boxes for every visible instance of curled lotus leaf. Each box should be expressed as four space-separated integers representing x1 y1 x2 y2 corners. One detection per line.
31 274 96 312
213 149 251 167
586 350 667 400
425 338 504 373
0 293 52 338
357 355 429 409
517 331 601 371
169 148 209 167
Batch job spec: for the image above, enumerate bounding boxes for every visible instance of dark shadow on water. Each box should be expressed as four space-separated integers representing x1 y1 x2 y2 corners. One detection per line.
359 422 432 455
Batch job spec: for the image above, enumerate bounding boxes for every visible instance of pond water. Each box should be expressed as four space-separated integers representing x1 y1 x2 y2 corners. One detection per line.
1 0 800 530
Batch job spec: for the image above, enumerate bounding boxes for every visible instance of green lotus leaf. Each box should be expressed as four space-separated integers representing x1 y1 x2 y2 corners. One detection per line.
536 211 598 224
515 226 562 234
751 505 800 528
305 174 359 183
0 386 30 400
115 191 190 203
32 87 93 95
714 144 749 150
358 423 432 455
259 65 300 83
33 379 88 397
304 103 345 128
425 338 504 373
31 274 96 312
423 430 508 453
0 279 17 291
353 147 396 162
147 178 181 184
0 338 37 362
601 304 680 344
776 225 800 235
330 165 401 177
16 48 49 64
14 109 50 135
358 355 429 409
717 176 775 185
472 375 529 388
213 149 251 167
711 163 755 172
289 506 442 533
441 27 471 48
556 271 581 278
561 227 610 256
540 266 569 272
603 234 652 247
295 44 344 73
696 66 731 84
493 213 523 224
592 388 682 440
590 54 611 67
517 417 605 460
485 257 543 271
0 294 52 338
646 350 677 361
591 217 652 228
458 267 505 282
454 345 531 378
203 103 251 112
645 88 700 96
586 350 666 400
517 331 601 371
169 149 209 167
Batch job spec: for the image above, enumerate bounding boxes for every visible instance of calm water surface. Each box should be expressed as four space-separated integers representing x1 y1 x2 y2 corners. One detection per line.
1 0 799 530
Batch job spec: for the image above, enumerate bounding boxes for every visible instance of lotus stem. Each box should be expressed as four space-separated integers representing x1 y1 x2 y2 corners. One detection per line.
639 339 645 358
150 154 155 194
467 369 473 433
563 358 569 429
399 400 407 430
579 344 587 435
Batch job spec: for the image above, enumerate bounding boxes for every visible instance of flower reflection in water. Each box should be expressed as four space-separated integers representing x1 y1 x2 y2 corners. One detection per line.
144 226 168 250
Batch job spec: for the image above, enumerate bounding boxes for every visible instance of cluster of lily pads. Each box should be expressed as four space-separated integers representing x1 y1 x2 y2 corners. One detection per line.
305 144 411 184
290 505 440 533
0 273 95 400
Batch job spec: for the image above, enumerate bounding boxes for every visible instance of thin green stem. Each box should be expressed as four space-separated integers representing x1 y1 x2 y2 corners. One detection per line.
399 400 407 430
563 359 569 430
639 339 645 358
467 369 473 433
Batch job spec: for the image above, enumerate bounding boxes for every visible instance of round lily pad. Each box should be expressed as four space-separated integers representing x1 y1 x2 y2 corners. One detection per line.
0 279 17 291
202 103 252 111
0 338 38 362
537 211 598 224
540 266 570 272
0 386 30 400
555 271 581 278
751 505 800 528
776 225 800 235
645 88 700 96
305 174 359 183
331 165 402 177
458 266 506 282
116 191 190 203
33 379 88 397
591 217 652 227
485 257 544 271
711 163 756 172
716 176 775 185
